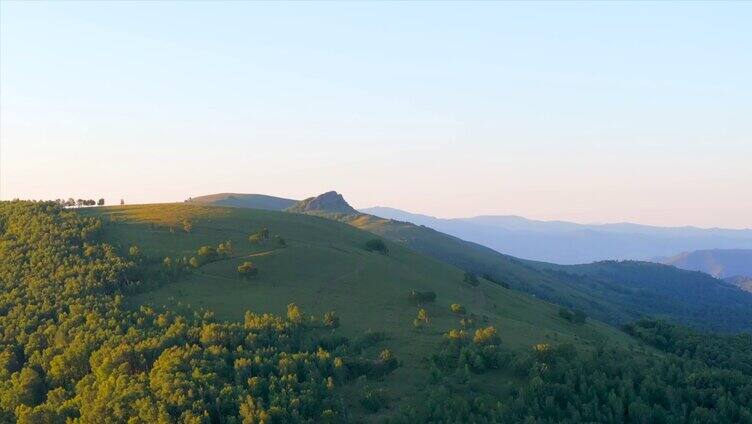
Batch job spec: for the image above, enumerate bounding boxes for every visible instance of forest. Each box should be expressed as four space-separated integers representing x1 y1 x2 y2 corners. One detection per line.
394 319 752 423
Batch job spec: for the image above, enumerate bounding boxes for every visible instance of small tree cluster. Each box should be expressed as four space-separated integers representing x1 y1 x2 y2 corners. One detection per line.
482 273 510 289
360 387 389 413
217 240 233 257
413 308 429 328
432 325 502 375
364 238 388 254
287 303 303 325
472 326 499 345
559 307 587 324
323 311 340 329
408 290 437 305
463 272 479 286
55 198 104 208
237 261 258 278
450 303 466 315
249 227 270 244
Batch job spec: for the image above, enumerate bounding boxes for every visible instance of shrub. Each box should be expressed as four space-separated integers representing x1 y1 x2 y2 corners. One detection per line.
364 238 388 254
249 227 270 243
413 308 429 328
473 326 498 345
559 308 587 324
197 245 217 261
559 307 573 321
450 303 466 314
217 240 233 257
408 290 437 305
463 272 479 286
360 387 389 413
445 329 468 341
287 303 303 324
323 311 340 329
237 261 258 277
353 330 388 350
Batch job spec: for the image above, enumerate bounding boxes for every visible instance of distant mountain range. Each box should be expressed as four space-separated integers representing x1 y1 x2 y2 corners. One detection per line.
187 195 752 265
188 191 752 332
660 249 752 278
360 207 752 264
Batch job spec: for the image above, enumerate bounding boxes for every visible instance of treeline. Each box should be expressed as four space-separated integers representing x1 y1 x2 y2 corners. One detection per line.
0 201 396 423
53 198 105 207
391 318 752 423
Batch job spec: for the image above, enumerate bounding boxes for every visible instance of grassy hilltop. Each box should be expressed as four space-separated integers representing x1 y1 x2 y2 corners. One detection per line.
87 204 632 347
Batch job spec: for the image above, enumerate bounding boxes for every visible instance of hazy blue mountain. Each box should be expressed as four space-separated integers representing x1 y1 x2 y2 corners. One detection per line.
187 193 297 210
361 207 752 264
661 249 752 278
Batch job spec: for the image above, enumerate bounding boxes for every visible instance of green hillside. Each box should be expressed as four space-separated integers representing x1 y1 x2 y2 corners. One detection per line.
87 204 631 348
5 201 752 423
310 208 752 333
192 191 752 332
83 204 635 414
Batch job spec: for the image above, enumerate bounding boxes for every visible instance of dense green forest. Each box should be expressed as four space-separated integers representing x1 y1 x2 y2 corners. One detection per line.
393 319 752 423
1 201 751 423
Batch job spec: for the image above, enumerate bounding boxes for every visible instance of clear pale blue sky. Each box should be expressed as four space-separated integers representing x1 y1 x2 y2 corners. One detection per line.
1 1 750 228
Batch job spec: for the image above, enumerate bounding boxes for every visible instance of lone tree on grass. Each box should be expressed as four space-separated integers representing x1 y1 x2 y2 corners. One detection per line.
450 303 466 315
463 272 479 286
559 307 587 324
287 303 303 325
413 308 429 328
323 311 340 329
365 238 388 254
408 290 436 305
237 261 258 278
249 227 270 244
217 240 233 257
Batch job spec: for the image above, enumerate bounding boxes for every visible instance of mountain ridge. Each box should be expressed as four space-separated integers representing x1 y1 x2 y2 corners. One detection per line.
190 191 752 333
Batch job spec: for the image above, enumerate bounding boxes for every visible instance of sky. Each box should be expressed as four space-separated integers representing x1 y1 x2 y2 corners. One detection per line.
1 2 750 229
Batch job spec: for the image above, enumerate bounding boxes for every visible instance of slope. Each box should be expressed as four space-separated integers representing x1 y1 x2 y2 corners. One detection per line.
83 203 636 416
188 192 752 332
